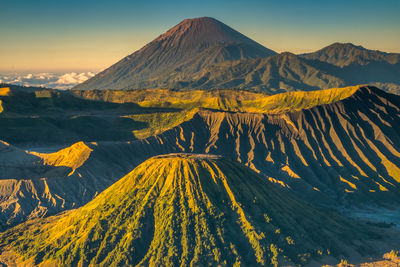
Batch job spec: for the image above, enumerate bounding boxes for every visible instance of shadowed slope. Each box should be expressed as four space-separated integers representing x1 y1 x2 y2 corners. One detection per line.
74 17 276 91
183 52 345 93
69 86 360 139
0 85 175 145
1 86 400 230
72 38 400 93
0 154 375 266
145 86 400 204
300 43 400 93
0 140 47 179
0 141 96 230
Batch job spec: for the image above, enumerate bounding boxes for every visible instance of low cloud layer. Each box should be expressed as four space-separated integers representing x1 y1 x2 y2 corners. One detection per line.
0 72 97 90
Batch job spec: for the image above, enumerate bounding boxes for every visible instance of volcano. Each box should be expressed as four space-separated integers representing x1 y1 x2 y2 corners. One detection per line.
74 17 276 91
0 154 376 266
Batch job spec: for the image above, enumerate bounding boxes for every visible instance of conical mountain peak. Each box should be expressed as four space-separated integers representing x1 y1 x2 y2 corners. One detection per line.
154 17 266 47
74 17 276 90
1 154 376 266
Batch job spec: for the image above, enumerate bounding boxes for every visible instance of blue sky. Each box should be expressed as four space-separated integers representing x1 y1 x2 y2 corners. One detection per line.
1 0 399 71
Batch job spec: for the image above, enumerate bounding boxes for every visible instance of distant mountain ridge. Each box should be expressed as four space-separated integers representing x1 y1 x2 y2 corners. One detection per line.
300 43 400 94
188 43 400 93
300 42 400 67
181 52 346 93
73 17 400 94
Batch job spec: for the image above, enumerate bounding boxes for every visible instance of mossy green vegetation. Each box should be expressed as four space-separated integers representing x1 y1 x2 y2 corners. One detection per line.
0 84 363 144
0 86 178 144
123 109 198 139
72 88 270 112
0 87 8 113
0 154 376 266
240 85 361 113
73 85 362 114
69 85 363 139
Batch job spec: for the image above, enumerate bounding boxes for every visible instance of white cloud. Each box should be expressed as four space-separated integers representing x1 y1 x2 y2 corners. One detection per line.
0 71 97 89
56 72 95 85
38 73 51 79
36 73 54 80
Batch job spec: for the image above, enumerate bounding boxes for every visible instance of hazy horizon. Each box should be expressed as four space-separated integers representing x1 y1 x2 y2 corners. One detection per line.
1 0 399 72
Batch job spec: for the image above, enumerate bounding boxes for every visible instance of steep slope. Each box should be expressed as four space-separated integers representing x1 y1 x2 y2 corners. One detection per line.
0 154 377 266
1 86 400 230
0 141 98 230
30 141 93 175
187 44 400 93
74 17 276 91
184 52 345 93
300 43 400 93
145 86 400 204
0 140 88 180
0 140 48 179
73 33 400 93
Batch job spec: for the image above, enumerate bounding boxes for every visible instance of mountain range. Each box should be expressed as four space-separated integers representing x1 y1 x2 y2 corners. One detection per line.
1 85 400 230
74 17 400 94
1 16 400 266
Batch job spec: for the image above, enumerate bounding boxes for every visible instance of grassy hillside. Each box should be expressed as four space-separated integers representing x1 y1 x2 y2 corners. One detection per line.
0 154 376 266
2 86 399 230
31 141 93 174
124 109 199 139
73 85 361 113
71 88 270 111
238 85 360 113
0 86 176 144
0 85 362 144
70 86 362 139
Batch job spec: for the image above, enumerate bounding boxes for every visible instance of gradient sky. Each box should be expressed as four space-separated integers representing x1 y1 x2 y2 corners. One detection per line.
1 0 399 71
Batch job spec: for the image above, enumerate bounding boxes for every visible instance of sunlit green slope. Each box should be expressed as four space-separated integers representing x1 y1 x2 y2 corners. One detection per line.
72 85 361 114
71 85 361 139
0 154 375 266
0 84 362 144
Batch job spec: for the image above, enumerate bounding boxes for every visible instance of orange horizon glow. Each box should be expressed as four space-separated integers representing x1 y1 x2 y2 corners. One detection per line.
1 0 399 72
